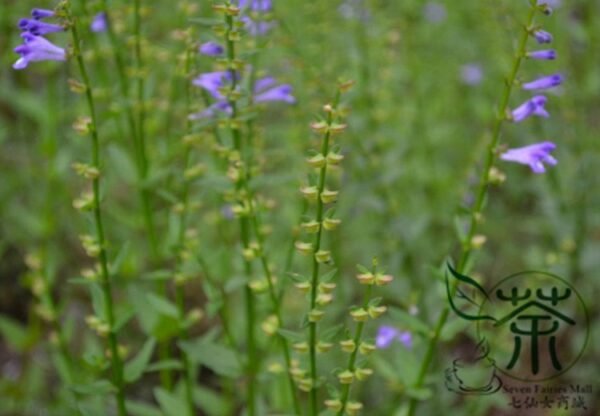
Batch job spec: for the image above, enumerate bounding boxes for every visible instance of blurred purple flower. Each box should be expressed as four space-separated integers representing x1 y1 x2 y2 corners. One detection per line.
31 8 55 20
241 16 275 36
460 64 483 86
238 0 272 11
13 32 66 70
511 95 549 122
254 77 295 104
339 0 370 22
522 74 563 90
423 2 447 24
500 141 557 174
90 13 108 33
538 0 561 7
376 325 412 349
527 49 556 60
192 71 233 99
533 30 553 44
188 101 232 120
199 41 224 56
19 18 64 36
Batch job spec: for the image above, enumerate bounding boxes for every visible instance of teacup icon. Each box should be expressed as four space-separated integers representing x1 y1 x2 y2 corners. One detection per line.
445 340 503 395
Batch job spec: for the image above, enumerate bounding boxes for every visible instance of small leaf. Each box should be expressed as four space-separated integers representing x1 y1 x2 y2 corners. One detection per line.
124 338 157 383
89 283 106 321
126 400 162 416
320 324 344 341
146 359 183 372
405 386 433 400
276 328 305 343
154 387 191 416
146 293 179 319
0 315 30 351
179 339 241 378
71 379 115 395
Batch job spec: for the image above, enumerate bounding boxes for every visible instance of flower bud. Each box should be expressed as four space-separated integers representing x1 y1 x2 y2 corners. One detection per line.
261 315 279 335
316 293 333 306
314 250 331 263
300 221 320 234
488 166 506 184
359 342 376 355
324 399 343 411
187 308 204 324
73 116 92 135
308 308 325 322
368 305 387 319
350 308 369 322
320 189 339 204
294 281 311 293
326 152 344 165
316 341 333 353
355 368 373 381
356 272 375 285
293 342 309 353
73 191 94 211
322 217 341 231
72 162 100 179
297 378 313 392
318 282 336 293
249 278 268 293
328 123 347 134
340 339 356 353
310 121 328 133
295 241 313 255
337 370 354 384
306 154 326 169
346 401 363 415
300 186 318 201
184 163 207 180
374 273 393 286
471 234 487 249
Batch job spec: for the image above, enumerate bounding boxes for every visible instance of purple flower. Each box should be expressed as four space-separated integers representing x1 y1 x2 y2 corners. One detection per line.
238 0 272 11
31 8 55 20
90 13 108 33
192 71 233 99
13 33 66 70
500 141 558 174
527 49 556 60
376 325 412 349
522 74 563 91
254 77 295 104
533 29 553 44
511 95 549 122
423 2 447 24
199 41 224 57
188 101 232 120
241 16 275 36
19 18 64 36
460 63 483 86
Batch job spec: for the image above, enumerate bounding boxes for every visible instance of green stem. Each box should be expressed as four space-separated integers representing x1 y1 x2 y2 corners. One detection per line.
224 13 256 415
308 92 341 416
406 5 538 416
67 10 127 416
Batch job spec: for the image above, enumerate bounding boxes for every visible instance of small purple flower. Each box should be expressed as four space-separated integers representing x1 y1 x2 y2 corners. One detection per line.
188 101 232 120
254 77 295 104
511 95 549 122
376 325 412 349
241 16 275 36
192 71 233 99
423 2 447 24
31 8 55 20
522 74 563 90
199 41 224 57
19 18 64 36
238 0 272 11
533 29 553 44
527 49 556 60
460 63 483 86
13 33 66 70
500 141 558 174
90 13 108 33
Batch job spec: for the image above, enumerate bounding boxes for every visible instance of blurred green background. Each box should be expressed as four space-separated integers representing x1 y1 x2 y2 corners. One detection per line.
0 0 598 415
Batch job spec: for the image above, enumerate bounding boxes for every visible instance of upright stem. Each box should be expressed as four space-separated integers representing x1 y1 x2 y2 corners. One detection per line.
337 283 373 416
99 0 158 256
68 10 127 416
308 92 341 416
406 6 537 416
224 13 256 415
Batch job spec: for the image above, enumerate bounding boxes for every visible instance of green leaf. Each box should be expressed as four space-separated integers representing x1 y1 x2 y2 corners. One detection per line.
0 315 29 351
124 338 157 383
405 386 433 400
146 359 183 372
89 283 106 321
179 339 242 378
320 324 344 341
154 387 191 416
71 379 115 396
194 386 233 416
114 306 136 333
277 328 304 343
126 400 163 416
146 293 179 319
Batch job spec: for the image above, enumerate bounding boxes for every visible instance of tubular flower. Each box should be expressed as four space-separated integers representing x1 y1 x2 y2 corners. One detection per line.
375 325 412 349
191 71 233 99
31 8 55 20
500 141 558 174
532 29 553 44
90 13 108 33
19 18 64 36
511 95 549 122
13 32 66 70
254 77 295 104
527 49 556 60
522 74 563 90
199 41 224 56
